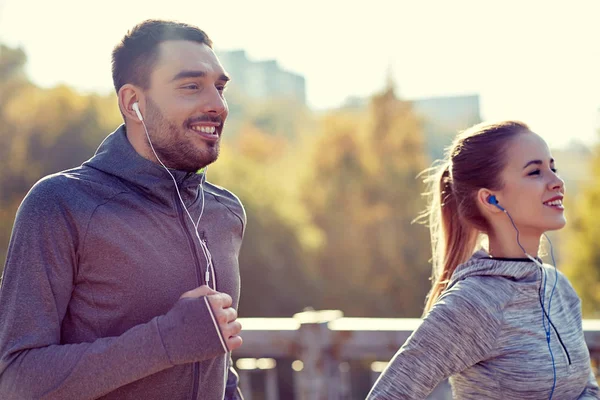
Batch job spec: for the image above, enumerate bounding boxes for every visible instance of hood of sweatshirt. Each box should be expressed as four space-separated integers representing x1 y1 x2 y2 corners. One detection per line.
449 249 543 286
84 124 205 211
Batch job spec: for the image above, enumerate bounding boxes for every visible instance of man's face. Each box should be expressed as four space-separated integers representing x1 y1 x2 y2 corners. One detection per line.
142 40 229 172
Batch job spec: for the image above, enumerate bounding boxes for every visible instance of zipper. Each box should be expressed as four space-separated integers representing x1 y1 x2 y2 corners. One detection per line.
174 192 206 286
174 192 205 400
541 305 572 365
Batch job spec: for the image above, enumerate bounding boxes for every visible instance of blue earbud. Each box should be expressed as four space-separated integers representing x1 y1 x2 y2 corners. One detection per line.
488 195 505 211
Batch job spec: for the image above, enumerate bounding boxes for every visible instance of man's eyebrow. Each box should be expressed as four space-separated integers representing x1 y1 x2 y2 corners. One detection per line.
170 70 206 82
170 70 231 83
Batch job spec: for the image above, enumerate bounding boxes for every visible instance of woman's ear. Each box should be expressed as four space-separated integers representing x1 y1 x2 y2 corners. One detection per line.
478 188 504 214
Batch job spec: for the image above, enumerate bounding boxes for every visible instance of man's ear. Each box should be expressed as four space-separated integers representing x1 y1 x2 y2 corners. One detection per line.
118 84 142 123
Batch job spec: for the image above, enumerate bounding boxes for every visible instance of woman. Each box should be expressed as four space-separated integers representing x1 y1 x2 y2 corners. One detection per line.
367 121 599 399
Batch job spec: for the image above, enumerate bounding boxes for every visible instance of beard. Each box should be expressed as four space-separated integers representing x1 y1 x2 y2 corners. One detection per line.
144 96 221 172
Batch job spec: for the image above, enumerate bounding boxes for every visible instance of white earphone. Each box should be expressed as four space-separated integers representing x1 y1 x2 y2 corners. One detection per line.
132 102 143 121
132 98 214 288
131 97 228 362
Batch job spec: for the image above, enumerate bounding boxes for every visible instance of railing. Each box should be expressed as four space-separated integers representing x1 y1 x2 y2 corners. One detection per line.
233 310 600 400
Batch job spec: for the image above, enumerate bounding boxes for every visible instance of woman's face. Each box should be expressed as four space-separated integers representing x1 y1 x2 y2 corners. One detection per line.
494 132 566 237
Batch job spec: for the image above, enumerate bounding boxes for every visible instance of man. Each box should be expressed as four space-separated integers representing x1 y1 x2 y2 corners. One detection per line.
0 19 246 399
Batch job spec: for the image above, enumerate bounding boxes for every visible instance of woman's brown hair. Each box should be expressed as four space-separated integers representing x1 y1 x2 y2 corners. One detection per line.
422 120 531 313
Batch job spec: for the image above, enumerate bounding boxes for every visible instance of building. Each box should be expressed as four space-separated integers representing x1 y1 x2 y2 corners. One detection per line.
411 94 482 160
341 93 482 161
216 50 306 105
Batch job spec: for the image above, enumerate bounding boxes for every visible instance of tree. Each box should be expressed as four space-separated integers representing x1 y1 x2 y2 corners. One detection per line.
363 83 432 317
302 82 432 317
0 44 28 107
210 125 322 317
222 86 315 142
561 144 600 317
0 44 30 205
0 43 122 269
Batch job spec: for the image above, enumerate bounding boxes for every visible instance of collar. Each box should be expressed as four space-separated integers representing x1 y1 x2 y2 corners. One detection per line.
83 124 205 210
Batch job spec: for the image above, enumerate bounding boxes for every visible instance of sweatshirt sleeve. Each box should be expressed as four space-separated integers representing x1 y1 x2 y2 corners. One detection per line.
366 279 505 399
558 272 600 399
577 370 600 399
224 354 244 400
0 179 227 399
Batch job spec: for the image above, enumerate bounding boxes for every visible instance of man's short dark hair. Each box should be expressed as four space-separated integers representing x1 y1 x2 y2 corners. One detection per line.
111 19 212 93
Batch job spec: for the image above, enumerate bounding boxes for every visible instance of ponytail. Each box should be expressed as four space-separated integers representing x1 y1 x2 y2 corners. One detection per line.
420 120 530 314
423 163 478 314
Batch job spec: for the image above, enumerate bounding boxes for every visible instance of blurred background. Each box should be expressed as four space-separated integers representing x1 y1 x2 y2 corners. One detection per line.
1 1 599 398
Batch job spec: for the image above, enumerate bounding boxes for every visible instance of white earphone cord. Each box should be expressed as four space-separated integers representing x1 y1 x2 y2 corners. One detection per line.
140 119 215 288
135 108 229 385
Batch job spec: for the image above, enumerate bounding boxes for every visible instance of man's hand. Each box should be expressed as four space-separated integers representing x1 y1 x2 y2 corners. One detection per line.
180 285 243 351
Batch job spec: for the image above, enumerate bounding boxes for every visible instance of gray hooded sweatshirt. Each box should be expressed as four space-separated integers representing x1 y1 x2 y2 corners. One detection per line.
0 125 246 399
368 250 599 399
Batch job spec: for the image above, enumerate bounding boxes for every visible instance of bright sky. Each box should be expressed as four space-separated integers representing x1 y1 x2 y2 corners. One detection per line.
1 0 599 149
